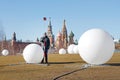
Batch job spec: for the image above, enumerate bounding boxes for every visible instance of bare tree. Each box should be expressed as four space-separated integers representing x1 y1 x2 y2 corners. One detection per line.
0 21 5 41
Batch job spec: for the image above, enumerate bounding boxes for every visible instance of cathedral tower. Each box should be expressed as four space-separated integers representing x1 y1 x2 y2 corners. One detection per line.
11 32 16 46
55 31 63 50
61 20 68 48
69 31 74 45
47 19 54 48
13 32 16 41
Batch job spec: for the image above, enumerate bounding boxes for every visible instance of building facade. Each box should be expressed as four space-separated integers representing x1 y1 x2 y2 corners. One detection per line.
0 32 40 55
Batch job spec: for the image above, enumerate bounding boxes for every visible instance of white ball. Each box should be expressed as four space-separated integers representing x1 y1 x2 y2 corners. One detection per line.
78 28 115 65
23 44 44 63
73 45 79 54
2 49 9 56
59 48 66 54
67 44 76 54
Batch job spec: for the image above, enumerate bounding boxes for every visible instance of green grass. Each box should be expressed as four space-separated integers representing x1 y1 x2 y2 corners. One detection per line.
0 53 120 80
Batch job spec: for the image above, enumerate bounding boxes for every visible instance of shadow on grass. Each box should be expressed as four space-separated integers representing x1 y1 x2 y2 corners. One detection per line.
0 62 25 68
53 68 84 80
49 61 83 64
53 64 88 80
0 65 8 68
106 63 120 66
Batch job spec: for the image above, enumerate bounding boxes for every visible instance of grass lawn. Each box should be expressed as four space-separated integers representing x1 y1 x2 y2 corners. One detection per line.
0 53 120 80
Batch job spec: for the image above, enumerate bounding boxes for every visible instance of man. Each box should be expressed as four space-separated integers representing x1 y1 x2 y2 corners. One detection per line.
41 32 50 64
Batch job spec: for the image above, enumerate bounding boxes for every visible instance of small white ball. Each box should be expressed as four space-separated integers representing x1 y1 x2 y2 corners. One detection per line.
67 44 76 54
78 28 115 65
2 49 9 56
73 45 79 54
23 44 44 63
59 48 66 54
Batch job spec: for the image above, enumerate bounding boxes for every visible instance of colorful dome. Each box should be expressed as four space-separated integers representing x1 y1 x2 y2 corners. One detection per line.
69 31 74 37
57 31 62 37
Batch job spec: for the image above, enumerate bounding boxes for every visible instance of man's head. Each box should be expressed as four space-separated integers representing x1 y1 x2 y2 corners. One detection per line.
44 32 47 37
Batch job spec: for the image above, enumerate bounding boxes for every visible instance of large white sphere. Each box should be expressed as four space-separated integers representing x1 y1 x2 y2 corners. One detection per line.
73 45 79 54
2 49 9 56
23 44 44 63
59 48 66 54
78 28 115 65
67 44 76 54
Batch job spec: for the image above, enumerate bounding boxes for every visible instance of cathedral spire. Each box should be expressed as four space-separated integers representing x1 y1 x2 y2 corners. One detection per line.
69 31 74 45
64 19 66 26
12 32 16 41
62 19 67 32
47 18 55 48
49 17 51 26
48 17 52 33
61 19 68 48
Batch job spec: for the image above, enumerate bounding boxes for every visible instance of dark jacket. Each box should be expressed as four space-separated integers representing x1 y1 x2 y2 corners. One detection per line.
41 36 50 50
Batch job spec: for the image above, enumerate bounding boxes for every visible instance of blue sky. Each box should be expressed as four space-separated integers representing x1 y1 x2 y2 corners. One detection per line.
0 0 120 41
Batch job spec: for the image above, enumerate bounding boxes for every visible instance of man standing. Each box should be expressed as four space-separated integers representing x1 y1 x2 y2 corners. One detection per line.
41 32 50 64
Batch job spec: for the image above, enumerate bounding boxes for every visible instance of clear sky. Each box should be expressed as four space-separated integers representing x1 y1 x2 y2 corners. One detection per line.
0 0 120 41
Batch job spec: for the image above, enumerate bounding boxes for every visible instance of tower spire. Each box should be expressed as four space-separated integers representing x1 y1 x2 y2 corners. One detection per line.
64 19 66 26
62 19 67 32
49 17 51 26
47 18 55 48
61 19 68 48
12 32 16 41
48 17 52 32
